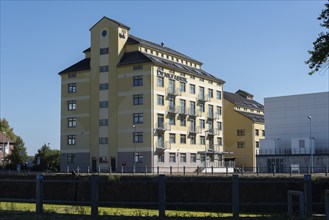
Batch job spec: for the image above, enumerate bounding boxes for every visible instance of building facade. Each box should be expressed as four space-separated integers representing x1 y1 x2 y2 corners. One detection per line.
223 90 265 170
59 17 225 173
0 132 14 166
257 92 329 173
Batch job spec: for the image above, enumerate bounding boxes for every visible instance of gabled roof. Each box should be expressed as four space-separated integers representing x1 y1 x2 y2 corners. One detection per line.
224 91 264 110
118 51 225 83
90 16 130 31
128 35 202 65
58 58 90 75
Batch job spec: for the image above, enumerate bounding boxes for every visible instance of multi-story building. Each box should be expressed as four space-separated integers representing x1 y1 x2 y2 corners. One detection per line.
223 90 265 170
257 92 329 173
0 132 14 166
59 17 225 173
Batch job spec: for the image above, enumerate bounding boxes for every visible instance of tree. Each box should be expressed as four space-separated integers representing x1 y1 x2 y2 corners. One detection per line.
305 2 329 75
0 118 17 142
34 144 60 171
6 136 28 169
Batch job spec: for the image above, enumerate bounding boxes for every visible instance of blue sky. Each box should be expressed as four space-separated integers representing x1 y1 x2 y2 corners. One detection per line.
1 1 328 155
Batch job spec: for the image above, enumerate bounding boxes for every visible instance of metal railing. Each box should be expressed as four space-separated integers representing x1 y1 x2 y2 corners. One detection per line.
0 174 327 219
166 87 181 96
258 148 329 155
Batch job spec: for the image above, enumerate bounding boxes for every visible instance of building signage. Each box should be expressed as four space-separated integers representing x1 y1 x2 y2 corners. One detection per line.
157 69 187 83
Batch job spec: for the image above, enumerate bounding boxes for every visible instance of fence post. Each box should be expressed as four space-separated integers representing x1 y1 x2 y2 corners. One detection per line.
256 166 259 176
197 166 199 176
157 166 159 175
121 166 123 175
91 175 99 218
325 190 329 219
211 166 214 175
226 166 228 176
170 166 172 175
36 174 44 214
326 166 328 177
232 175 239 220
88 166 90 174
304 175 312 218
67 166 69 173
158 174 166 220
145 166 148 175
183 166 186 175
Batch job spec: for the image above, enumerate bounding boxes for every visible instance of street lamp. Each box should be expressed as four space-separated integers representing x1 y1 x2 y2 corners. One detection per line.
307 116 313 173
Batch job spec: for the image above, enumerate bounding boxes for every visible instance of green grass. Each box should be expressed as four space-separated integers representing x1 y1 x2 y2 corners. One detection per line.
0 202 280 219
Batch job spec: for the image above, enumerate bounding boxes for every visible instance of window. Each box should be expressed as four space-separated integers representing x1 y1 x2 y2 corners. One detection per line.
99 83 109 90
237 129 245 136
169 133 176 144
180 99 186 114
255 129 259 136
180 134 186 144
190 134 196 145
67 154 75 163
99 119 108 126
237 141 245 148
68 100 76 110
199 78 204 82
68 118 76 128
189 101 196 115
133 65 143 70
208 105 214 118
180 117 186 126
100 65 109 72
67 135 76 145
200 136 205 145
100 48 109 55
262 130 265 136
157 95 164 105
190 153 196 163
99 101 108 108
68 73 76 78
133 113 143 124
216 90 222 100
199 103 205 112
299 140 305 148
133 75 143 86
200 119 205 129
216 106 222 116
133 132 143 143
200 154 205 162
133 94 143 105
158 153 164 163
180 153 186 163
68 83 76 93
180 82 186 92
134 153 144 163
169 153 176 163
208 89 213 98
218 137 223 146
217 121 222 130
157 76 164 87
256 141 260 148
169 115 175 125
99 137 108 144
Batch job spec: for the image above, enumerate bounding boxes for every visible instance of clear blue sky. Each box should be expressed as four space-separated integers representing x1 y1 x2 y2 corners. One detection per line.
1 1 328 155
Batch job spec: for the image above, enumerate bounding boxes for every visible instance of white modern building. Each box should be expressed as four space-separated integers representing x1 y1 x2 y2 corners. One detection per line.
257 92 329 173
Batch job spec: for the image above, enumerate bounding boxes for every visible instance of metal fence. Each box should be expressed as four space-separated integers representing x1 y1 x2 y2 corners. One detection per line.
0 174 328 219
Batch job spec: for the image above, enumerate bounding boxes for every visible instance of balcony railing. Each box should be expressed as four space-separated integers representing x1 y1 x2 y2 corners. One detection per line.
197 93 209 102
166 87 181 96
207 128 220 136
189 126 200 134
207 112 216 120
188 108 200 117
156 141 170 150
178 106 188 115
155 122 170 132
166 106 178 114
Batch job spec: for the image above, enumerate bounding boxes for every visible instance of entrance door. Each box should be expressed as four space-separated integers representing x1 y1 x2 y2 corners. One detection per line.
111 157 116 172
92 157 97 172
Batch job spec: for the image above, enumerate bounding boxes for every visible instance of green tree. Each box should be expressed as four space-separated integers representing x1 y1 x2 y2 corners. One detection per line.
7 136 28 169
34 144 60 171
0 118 17 142
305 2 329 75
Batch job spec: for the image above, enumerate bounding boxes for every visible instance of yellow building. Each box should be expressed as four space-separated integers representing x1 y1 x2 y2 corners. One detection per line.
223 90 265 170
59 17 225 173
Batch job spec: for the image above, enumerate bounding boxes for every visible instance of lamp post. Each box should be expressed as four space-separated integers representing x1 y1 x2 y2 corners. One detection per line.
307 116 313 173
132 125 136 173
